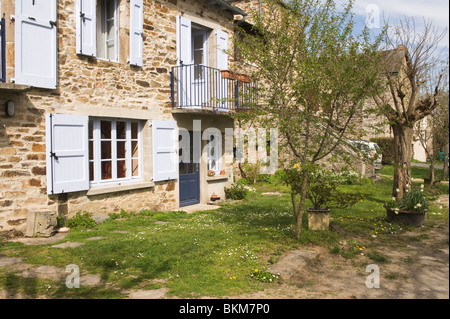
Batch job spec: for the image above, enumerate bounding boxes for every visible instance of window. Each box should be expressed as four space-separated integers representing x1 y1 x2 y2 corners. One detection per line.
89 118 142 185
192 29 208 81
97 0 119 61
207 133 222 174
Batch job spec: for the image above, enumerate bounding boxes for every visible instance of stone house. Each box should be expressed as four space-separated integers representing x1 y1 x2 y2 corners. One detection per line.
0 0 258 234
356 45 432 162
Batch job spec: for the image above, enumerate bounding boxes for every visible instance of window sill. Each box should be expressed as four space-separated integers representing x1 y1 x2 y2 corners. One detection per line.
206 175 228 182
87 181 155 196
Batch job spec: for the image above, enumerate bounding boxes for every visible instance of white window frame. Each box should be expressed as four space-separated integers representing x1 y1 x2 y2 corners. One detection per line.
207 133 222 174
97 0 119 62
89 118 143 186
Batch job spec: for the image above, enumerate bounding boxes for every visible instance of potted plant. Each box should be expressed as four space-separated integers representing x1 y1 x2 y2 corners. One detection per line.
305 167 361 230
220 169 226 175
384 184 429 227
220 69 235 80
207 170 215 177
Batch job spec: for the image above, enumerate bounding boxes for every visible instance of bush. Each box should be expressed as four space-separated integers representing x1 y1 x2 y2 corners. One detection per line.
370 137 395 165
224 183 255 200
66 211 97 229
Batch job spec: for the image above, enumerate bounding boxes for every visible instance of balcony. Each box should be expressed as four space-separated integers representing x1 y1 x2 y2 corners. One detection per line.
170 64 257 113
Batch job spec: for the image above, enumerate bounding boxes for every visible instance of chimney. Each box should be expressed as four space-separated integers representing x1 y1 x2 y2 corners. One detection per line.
398 44 406 51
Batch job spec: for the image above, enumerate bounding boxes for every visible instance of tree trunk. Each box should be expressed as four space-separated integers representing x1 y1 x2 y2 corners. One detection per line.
429 160 435 184
291 173 308 240
392 124 414 199
443 143 449 181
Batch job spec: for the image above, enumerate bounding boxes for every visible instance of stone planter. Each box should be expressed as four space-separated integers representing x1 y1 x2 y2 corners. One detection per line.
307 208 330 231
386 208 425 227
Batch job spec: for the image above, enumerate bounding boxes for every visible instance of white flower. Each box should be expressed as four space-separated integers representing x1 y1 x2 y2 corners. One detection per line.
396 188 400 192
421 184 424 189
392 197 396 201
416 203 422 208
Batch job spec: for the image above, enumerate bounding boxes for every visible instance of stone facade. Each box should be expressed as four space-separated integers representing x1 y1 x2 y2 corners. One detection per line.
0 0 244 233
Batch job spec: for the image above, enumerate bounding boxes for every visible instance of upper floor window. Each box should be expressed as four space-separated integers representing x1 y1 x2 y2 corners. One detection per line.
97 0 119 61
77 0 146 65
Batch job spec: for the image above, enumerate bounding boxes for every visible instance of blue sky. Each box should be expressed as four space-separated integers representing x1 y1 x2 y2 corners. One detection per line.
336 0 449 52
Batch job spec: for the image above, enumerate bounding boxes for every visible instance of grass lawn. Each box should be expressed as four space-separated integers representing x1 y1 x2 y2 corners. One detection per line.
378 165 445 180
1 169 448 298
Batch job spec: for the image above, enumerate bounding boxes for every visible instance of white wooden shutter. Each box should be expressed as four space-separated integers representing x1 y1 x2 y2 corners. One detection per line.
46 114 90 195
216 30 229 70
76 0 96 56
176 16 192 65
152 120 178 182
15 0 57 89
129 0 143 66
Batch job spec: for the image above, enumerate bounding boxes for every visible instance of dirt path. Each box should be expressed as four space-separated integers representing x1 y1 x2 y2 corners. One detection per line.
230 224 449 299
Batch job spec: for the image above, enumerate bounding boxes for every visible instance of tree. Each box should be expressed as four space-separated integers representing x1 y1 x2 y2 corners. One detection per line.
372 18 448 199
233 0 384 239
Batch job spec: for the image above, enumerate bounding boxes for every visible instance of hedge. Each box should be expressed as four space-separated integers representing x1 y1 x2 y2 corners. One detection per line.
370 137 395 165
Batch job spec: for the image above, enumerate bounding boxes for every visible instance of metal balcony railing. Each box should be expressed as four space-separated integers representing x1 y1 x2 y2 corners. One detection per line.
170 64 257 112
1 18 6 82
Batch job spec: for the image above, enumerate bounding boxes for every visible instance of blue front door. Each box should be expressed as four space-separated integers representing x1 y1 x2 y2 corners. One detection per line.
179 131 200 207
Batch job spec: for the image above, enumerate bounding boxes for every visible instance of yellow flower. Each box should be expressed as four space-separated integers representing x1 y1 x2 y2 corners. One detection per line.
294 164 299 168
360 199 364 202
254 269 258 272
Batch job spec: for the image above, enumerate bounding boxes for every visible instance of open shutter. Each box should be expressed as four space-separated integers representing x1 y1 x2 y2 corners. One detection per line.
15 0 57 89
129 0 143 66
152 120 178 182
46 114 90 195
216 30 228 70
76 0 96 56
176 16 192 65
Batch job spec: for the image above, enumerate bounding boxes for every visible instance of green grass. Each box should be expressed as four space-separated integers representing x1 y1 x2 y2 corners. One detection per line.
378 165 444 180
0 167 448 298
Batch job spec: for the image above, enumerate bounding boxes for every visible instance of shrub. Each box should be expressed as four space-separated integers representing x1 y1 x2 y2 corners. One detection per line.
66 211 97 229
224 183 255 200
370 137 395 165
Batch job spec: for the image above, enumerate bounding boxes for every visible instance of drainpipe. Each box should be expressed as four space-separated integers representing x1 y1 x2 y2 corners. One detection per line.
259 0 262 16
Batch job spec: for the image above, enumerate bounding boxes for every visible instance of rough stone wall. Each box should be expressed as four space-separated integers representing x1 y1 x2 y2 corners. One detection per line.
0 0 236 233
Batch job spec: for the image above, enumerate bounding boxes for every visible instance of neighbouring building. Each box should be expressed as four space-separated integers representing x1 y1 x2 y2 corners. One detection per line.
0 0 258 235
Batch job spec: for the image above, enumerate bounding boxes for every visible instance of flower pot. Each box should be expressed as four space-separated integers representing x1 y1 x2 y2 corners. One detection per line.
220 170 226 175
385 208 425 227
220 70 235 80
307 208 331 231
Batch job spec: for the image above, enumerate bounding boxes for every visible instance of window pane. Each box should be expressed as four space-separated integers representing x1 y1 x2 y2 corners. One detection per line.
131 122 138 139
89 162 94 181
106 41 115 60
179 162 186 175
194 50 203 65
89 141 94 160
193 34 203 50
117 160 126 178
106 0 115 20
132 141 139 158
117 141 126 159
101 121 111 139
101 141 111 159
116 121 126 139
102 161 112 180
132 159 139 177
88 121 93 139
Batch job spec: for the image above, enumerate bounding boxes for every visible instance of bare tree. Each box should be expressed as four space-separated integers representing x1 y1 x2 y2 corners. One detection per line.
373 17 448 199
